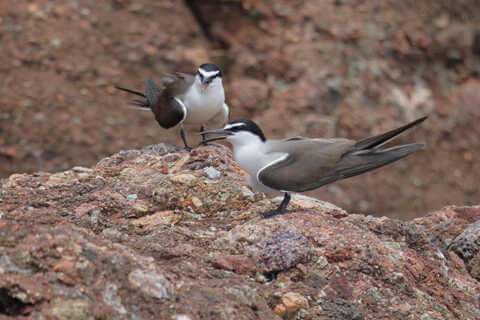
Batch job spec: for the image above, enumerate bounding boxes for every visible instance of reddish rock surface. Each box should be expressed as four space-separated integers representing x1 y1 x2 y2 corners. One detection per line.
0 144 479 319
0 0 479 219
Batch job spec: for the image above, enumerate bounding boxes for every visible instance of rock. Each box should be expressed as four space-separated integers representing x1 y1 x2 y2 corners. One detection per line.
74 202 96 217
130 211 180 233
289 194 346 214
169 174 197 186
126 193 138 201
103 283 127 315
72 166 93 173
449 220 480 262
128 269 175 300
152 187 181 210
240 186 255 202
1 146 480 319
212 254 257 274
449 219 480 280
190 196 203 208
47 299 90 320
274 291 309 317
248 231 312 274
204 166 221 179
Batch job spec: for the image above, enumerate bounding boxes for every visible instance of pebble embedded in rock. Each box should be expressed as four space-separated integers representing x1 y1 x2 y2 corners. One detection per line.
212 254 257 274
131 211 180 233
103 283 127 315
241 186 255 201
191 196 203 208
248 231 312 273
169 174 197 186
126 194 137 201
281 292 308 314
128 269 174 300
48 299 90 320
204 166 221 179
449 220 480 262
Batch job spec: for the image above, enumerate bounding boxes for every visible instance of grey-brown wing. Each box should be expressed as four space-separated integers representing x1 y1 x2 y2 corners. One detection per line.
161 72 195 97
147 77 189 129
258 139 355 192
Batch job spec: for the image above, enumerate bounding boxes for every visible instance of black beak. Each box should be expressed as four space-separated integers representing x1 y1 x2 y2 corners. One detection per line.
201 78 212 89
199 128 231 143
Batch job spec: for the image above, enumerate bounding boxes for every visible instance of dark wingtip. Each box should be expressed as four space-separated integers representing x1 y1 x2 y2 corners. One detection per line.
412 115 428 125
145 77 161 106
355 115 428 151
114 85 146 98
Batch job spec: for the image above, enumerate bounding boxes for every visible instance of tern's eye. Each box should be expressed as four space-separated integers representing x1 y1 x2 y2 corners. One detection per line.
197 72 204 81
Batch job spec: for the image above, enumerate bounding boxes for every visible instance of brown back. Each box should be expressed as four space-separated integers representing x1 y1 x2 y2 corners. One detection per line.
150 73 195 129
259 138 355 192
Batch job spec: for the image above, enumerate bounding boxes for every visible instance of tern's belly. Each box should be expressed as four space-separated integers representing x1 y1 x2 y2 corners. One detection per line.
182 86 225 125
184 102 222 124
234 146 287 195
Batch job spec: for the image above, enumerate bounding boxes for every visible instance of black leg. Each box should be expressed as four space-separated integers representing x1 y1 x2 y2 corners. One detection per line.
180 126 192 151
262 193 291 218
200 125 207 144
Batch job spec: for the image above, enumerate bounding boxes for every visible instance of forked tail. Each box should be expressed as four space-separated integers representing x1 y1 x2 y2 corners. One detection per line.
337 143 424 179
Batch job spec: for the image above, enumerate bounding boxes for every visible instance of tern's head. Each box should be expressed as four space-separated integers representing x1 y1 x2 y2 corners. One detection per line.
200 119 266 146
196 63 223 91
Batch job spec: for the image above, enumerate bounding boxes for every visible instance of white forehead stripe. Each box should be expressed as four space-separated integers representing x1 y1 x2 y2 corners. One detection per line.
198 69 220 78
224 123 245 130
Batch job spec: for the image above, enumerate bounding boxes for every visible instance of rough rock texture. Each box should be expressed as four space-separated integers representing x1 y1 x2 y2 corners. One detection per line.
1 145 480 319
1 0 479 219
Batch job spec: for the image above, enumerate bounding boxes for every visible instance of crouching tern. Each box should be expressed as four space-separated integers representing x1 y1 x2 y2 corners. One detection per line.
115 63 229 151
200 116 427 218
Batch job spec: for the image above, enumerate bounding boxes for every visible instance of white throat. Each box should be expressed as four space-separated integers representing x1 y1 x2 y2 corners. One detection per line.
227 131 266 177
194 76 223 94
227 132 285 195
182 77 225 124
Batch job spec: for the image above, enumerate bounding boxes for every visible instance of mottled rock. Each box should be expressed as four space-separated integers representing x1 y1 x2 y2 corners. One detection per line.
190 196 203 208
131 211 180 234
248 231 312 273
275 291 309 317
317 298 364 320
47 299 90 320
240 186 255 202
169 174 197 186
449 220 480 262
128 269 174 300
204 166 221 180
213 254 257 274
1 145 480 319
103 283 127 315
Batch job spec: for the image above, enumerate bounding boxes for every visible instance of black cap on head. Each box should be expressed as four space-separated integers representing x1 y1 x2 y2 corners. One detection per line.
198 63 222 77
226 119 266 142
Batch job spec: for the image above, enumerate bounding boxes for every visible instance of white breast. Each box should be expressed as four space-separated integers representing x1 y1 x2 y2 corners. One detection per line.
182 84 225 125
228 132 286 195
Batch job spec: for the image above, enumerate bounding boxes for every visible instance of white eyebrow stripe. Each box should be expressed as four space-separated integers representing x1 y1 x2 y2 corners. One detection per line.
224 123 245 130
198 69 220 78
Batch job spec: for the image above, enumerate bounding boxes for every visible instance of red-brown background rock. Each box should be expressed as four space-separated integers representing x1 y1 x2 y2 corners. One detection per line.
1 0 479 218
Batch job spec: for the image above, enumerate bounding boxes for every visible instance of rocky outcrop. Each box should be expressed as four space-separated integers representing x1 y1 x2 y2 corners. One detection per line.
1 144 479 319
2 0 480 219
